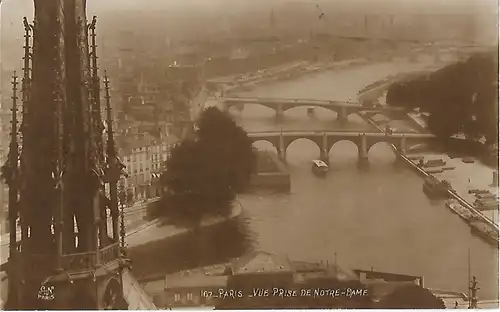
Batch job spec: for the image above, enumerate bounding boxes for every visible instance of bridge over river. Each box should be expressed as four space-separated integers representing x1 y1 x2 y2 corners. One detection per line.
219 56 499 300
221 96 406 121
248 130 436 165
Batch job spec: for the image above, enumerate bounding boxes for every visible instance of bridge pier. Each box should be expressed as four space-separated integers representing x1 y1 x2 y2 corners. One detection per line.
279 148 286 161
278 133 286 161
358 134 369 169
358 156 370 169
393 137 407 169
338 106 348 124
320 133 329 164
399 137 407 155
276 103 284 119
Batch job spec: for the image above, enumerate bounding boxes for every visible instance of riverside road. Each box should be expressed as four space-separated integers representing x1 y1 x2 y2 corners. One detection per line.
223 56 498 299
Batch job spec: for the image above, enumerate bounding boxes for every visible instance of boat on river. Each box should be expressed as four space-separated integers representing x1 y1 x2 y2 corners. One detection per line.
423 176 451 199
469 220 499 247
445 200 474 223
420 158 446 168
311 159 328 177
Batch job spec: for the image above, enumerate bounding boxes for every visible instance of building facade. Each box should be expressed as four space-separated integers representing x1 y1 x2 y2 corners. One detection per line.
154 252 360 309
144 251 429 309
119 133 179 202
0 107 11 234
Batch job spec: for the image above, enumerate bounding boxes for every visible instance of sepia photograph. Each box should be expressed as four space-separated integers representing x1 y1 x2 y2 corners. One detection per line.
0 0 498 309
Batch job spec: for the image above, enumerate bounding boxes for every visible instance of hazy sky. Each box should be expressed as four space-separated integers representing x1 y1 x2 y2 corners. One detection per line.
0 0 498 16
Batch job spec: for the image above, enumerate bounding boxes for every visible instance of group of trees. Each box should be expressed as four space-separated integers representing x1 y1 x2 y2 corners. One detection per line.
160 107 256 224
386 50 498 144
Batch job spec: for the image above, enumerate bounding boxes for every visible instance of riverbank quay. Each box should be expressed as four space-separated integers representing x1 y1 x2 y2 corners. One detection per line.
218 52 443 100
406 152 499 225
360 104 499 253
362 109 498 237
225 58 370 94
432 288 499 309
356 68 499 230
209 61 308 86
209 58 371 97
250 151 290 192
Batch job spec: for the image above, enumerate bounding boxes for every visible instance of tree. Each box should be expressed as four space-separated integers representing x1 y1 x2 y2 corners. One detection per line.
196 107 256 194
386 51 498 146
160 107 256 223
377 285 445 309
386 82 405 107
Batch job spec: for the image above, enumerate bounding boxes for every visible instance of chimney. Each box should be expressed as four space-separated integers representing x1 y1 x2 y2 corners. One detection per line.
360 272 367 282
492 170 499 187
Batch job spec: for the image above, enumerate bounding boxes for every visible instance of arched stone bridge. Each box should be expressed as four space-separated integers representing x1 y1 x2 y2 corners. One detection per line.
248 130 436 165
221 97 406 122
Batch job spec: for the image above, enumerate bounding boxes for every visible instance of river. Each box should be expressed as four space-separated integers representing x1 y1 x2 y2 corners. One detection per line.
228 59 499 300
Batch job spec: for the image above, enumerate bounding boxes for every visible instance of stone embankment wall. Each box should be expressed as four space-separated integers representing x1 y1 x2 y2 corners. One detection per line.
249 151 290 192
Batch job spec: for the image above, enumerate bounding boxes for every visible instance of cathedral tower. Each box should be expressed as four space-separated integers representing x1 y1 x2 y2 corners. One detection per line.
4 0 127 309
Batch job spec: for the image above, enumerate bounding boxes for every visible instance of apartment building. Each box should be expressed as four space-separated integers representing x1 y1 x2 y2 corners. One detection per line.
0 107 11 234
0 149 7 234
118 132 179 201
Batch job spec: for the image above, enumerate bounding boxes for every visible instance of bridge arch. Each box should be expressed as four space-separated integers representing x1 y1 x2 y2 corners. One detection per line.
225 101 277 113
282 105 339 115
283 136 322 155
285 138 321 161
252 140 278 154
224 100 353 121
366 136 408 155
366 141 397 164
328 139 360 165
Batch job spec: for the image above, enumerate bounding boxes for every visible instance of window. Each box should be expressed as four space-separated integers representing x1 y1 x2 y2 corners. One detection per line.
174 293 181 302
187 293 193 301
